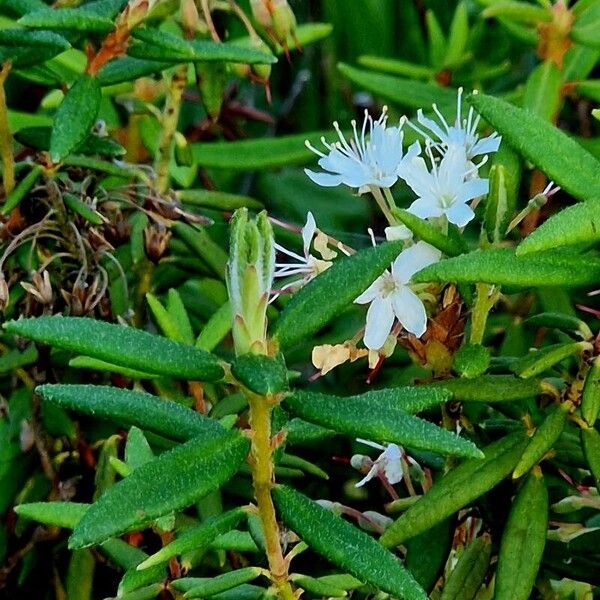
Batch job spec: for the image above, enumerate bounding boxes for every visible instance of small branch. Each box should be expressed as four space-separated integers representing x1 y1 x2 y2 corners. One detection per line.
0 62 15 196
154 64 188 194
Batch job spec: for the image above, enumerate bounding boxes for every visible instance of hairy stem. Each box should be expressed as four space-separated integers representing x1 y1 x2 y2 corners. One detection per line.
248 394 295 600
154 64 188 194
0 63 15 196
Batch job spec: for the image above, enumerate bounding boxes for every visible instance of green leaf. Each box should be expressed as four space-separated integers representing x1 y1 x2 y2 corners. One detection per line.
50 75 101 163
393 209 467 256
172 568 263 598
272 485 427 600
96 57 172 86
5 317 224 381
18 7 115 33
137 509 245 570
422 375 545 402
129 29 276 65
572 1 600 48
14 502 89 529
69 432 249 548
15 126 125 157
380 432 528 547
511 341 589 378
468 93 600 202
582 356 600 426
284 389 481 458
1 165 43 215
523 60 562 121
512 403 569 478
274 22 333 54
357 56 435 79
0 28 71 49
581 426 600 487
189 131 332 170
338 63 456 110
231 354 288 396
412 248 600 287
444 2 469 69
37 384 225 442
524 312 592 339
177 189 263 211
517 199 600 256
273 240 403 350
494 471 548 600
440 535 492 600
482 1 551 24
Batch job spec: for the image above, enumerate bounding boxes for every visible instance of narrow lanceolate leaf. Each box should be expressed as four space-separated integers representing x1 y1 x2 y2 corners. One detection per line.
523 60 562 121
177 189 263 211
272 485 427 600
137 509 246 570
512 342 590 378
495 470 548 600
129 29 276 65
69 432 249 548
5 317 224 381
582 357 600 426
50 75 101 163
581 426 600 488
423 375 544 402
96 57 172 86
440 535 492 600
512 403 570 478
37 384 226 443
380 432 528 547
412 248 600 288
284 389 480 458
517 199 600 256
468 94 600 202
171 568 263 598
273 240 403 350
14 502 89 529
0 29 71 50
338 63 456 110
18 7 115 33
393 209 467 256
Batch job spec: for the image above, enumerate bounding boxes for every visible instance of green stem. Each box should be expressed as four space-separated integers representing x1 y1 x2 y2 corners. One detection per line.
247 394 296 600
470 283 500 345
154 64 188 194
0 63 15 196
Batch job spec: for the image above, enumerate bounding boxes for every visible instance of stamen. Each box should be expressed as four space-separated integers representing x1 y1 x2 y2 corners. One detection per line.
305 139 325 157
432 103 450 133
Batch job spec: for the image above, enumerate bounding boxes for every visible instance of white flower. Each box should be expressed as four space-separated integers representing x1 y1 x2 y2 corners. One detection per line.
272 212 333 299
400 145 488 227
353 439 404 487
410 88 501 162
355 241 441 350
304 107 421 192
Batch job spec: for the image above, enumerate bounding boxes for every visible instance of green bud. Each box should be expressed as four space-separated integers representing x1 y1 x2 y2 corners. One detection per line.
453 343 491 378
272 0 297 45
227 208 275 355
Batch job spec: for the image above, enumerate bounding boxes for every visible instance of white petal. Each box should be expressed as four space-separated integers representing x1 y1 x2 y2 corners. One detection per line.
471 134 501 157
438 146 469 193
357 438 386 451
363 297 395 350
304 169 344 187
355 276 384 304
458 178 489 202
416 110 447 143
446 201 475 227
407 196 443 220
391 286 428 337
355 464 379 487
381 444 404 484
392 241 441 284
302 211 317 255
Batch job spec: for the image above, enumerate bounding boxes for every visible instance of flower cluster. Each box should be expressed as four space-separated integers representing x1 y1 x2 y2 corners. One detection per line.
274 88 500 359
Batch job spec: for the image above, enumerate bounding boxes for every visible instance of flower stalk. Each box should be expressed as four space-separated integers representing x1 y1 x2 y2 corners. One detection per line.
227 209 295 599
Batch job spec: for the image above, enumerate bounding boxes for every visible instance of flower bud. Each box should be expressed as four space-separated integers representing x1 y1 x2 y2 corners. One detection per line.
227 208 275 355
249 0 297 50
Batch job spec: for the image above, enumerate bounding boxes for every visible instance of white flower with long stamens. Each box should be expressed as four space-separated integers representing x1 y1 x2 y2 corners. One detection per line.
400 145 489 227
304 107 421 192
355 241 441 350
272 212 333 299
353 439 417 487
409 88 501 163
